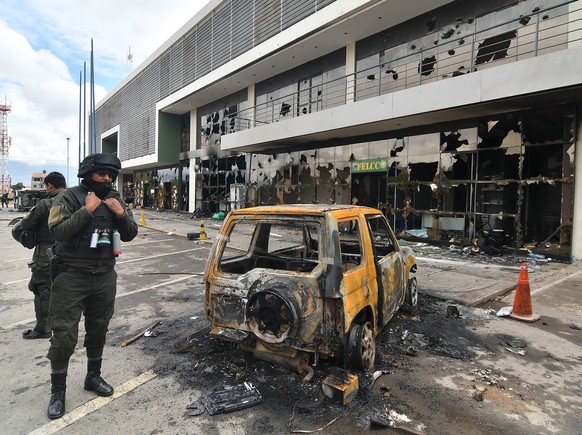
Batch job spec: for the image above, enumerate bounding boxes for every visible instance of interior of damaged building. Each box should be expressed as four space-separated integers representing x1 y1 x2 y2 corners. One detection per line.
197 105 574 261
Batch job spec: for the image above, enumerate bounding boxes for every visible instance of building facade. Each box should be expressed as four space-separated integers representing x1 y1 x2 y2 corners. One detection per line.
30 172 46 190
94 0 582 260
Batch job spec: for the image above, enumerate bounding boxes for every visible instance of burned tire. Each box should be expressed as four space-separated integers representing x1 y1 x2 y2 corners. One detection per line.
404 276 418 309
347 322 375 372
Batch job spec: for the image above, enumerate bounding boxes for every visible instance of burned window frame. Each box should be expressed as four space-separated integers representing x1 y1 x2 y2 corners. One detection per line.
217 217 323 275
338 218 364 272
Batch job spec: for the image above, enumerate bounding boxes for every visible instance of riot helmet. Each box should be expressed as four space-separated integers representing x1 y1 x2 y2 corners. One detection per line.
77 153 121 180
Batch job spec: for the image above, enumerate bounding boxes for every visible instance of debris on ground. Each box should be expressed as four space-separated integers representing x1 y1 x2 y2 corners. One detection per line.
121 320 163 347
135 293 564 433
187 382 262 416
321 370 359 405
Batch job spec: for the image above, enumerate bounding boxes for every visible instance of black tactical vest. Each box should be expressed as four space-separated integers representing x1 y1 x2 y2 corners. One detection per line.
58 186 118 260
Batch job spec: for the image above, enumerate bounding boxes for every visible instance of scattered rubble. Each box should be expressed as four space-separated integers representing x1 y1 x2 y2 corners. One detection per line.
137 293 564 433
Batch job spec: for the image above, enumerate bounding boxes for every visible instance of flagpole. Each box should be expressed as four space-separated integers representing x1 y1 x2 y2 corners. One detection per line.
91 38 97 153
78 70 82 182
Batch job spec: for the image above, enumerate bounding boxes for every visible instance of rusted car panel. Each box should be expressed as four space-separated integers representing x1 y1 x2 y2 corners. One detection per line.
203 204 417 373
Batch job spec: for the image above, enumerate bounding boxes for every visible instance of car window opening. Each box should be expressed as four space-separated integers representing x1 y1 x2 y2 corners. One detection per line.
219 220 321 274
339 218 362 272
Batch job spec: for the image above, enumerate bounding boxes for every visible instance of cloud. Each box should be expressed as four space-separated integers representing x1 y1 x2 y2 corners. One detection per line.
0 0 209 186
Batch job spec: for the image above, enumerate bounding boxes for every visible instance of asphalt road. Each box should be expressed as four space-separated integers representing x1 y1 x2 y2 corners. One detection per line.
1 208 211 434
1 207 581 434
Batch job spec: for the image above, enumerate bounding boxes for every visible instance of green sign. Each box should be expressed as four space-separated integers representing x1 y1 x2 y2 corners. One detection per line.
351 158 388 173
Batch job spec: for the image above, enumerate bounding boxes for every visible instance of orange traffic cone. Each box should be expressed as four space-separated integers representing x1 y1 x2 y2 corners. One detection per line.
509 263 540 323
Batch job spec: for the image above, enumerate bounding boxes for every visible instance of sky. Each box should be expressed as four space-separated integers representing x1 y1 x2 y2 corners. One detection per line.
0 0 211 188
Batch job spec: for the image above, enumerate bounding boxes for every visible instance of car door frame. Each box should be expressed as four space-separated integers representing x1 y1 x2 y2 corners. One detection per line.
365 214 405 328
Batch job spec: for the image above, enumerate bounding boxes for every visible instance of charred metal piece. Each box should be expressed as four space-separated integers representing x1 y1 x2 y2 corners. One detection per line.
201 382 262 415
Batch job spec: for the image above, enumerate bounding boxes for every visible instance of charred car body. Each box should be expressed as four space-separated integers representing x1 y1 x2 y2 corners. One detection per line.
204 205 417 376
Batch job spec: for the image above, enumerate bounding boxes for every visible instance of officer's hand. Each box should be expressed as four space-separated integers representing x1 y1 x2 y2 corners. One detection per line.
102 198 125 217
85 192 102 214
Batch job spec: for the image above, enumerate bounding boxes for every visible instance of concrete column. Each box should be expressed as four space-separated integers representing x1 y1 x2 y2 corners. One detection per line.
346 41 356 103
571 112 582 260
189 108 198 213
116 173 124 194
248 83 256 127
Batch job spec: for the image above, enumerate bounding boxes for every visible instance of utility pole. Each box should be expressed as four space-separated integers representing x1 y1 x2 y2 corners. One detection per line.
0 98 11 195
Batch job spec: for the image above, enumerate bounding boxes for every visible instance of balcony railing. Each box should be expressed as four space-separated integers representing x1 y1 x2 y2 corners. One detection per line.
230 1 582 133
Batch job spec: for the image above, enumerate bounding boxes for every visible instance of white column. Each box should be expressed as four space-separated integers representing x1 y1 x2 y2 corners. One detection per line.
571 114 582 260
189 108 198 213
248 83 256 127
346 41 356 103
116 173 123 195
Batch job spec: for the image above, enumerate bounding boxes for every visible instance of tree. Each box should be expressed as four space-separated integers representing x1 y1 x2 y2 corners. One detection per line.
11 182 25 190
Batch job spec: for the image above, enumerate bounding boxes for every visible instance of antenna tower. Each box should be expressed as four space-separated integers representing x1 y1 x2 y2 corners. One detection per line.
0 100 11 194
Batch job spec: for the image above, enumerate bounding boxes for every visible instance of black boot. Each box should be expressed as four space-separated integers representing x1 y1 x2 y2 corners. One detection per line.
47 373 66 419
84 359 114 396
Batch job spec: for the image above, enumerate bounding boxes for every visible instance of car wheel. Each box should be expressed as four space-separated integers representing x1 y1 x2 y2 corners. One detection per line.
404 276 418 309
347 322 375 372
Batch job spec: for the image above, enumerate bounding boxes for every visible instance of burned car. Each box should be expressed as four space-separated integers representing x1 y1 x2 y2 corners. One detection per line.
203 205 417 376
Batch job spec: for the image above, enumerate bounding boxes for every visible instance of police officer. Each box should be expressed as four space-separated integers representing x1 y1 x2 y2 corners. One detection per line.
46 153 138 419
20 172 66 339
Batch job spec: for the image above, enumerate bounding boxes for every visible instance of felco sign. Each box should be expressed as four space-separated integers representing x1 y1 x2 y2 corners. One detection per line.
351 158 388 173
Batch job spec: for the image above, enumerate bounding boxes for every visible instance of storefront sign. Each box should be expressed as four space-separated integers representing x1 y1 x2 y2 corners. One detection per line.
351 158 388 173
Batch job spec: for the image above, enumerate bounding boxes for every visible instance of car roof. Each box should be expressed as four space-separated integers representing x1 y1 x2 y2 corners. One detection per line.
229 204 382 217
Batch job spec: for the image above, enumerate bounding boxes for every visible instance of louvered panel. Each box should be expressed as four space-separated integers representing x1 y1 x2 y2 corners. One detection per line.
196 17 212 78
170 42 184 93
183 29 197 86
212 1 232 69
317 0 335 9
159 51 171 98
255 0 281 45
282 0 313 30
231 0 254 57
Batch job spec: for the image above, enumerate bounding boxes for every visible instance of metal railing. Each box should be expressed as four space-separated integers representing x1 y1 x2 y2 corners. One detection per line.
230 1 582 133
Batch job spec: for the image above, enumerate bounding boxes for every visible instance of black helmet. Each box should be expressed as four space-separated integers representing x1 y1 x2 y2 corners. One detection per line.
77 153 121 179
12 220 36 249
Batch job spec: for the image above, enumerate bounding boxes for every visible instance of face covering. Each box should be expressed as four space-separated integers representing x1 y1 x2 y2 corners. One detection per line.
82 179 113 199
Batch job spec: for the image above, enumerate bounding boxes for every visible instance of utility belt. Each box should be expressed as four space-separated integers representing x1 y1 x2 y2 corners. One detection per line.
48 248 114 278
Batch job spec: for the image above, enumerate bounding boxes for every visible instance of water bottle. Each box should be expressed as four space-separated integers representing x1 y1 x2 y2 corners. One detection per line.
112 230 121 256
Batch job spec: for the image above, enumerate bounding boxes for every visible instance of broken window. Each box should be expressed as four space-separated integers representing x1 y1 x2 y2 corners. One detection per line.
367 215 396 258
218 220 321 274
338 219 362 272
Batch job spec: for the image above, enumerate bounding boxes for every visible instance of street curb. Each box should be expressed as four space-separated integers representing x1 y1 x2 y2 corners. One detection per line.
465 284 516 306
138 223 212 243
138 223 187 238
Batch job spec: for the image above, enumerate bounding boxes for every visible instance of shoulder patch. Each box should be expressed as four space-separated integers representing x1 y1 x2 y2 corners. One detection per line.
48 205 62 225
